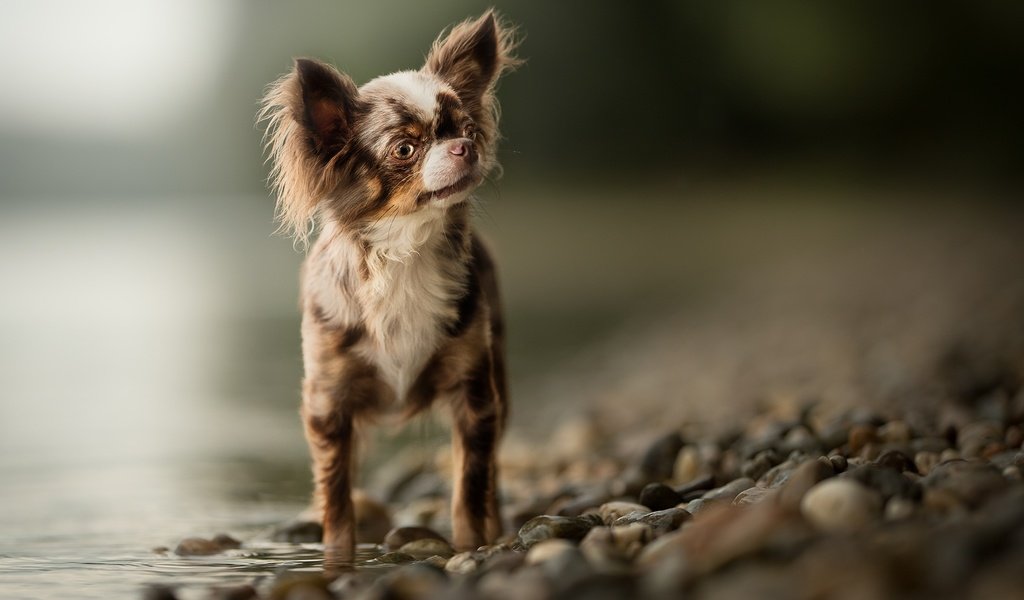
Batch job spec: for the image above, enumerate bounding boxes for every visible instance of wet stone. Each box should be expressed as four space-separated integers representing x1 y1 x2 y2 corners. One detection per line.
383 526 448 552
829 454 848 473
268 574 334 600
639 483 683 511
517 514 602 548
271 520 322 544
375 551 416 564
174 534 241 556
398 537 455 560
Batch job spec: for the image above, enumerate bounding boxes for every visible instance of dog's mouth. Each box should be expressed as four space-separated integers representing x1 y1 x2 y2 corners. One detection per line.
418 174 477 204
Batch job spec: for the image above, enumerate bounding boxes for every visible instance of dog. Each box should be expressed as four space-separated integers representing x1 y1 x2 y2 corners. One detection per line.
259 11 519 559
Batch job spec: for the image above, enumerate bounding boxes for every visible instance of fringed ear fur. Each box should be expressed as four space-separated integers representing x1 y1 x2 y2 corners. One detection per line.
423 10 521 135
258 58 360 246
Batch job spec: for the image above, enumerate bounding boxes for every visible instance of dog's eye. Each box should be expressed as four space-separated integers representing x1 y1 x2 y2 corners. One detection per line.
392 142 417 160
463 123 477 140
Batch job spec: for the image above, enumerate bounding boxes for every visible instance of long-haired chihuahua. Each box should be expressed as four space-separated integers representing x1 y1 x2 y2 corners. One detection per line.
259 10 519 560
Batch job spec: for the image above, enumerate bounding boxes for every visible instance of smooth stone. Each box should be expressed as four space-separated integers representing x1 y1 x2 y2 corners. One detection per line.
844 464 922 501
174 534 241 556
383 526 447 552
673 473 714 497
419 555 448 569
922 459 1009 508
672 446 702 484
268 574 334 600
914 451 940 476
801 479 882 532
208 584 258 600
777 458 834 509
554 492 612 518
757 459 799 488
580 523 654 567
398 538 455 560
639 501 807 576
884 497 916 520
639 431 686 483
684 499 707 514
878 420 912 443
371 564 448 599
271 520 323 544
598 501 650 525
875 449 918 474
732 485 775 506
848 425 878 453
517 514 602 548
829 454 848 473
445 551 483 574
525 538 577 565
353 489 392 544
639 483 684 511
741 450 779 481
702 477 755 502
780 426 822 455
614 507 691 535
374 551 416 564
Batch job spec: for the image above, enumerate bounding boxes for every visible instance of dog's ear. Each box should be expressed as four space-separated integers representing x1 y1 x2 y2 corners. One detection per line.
295 58 360 154
423 10 520 106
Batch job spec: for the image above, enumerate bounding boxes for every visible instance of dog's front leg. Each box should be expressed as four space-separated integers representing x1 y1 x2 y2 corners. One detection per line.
451 353 504 550
301 400 357 560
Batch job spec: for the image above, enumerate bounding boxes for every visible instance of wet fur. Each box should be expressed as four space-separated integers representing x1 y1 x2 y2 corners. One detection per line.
259 11 519 558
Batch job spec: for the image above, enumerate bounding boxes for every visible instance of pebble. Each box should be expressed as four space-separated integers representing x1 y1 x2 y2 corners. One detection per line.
268 574 334 600
801 479 883 532
878 420 912 443
174 534 241 556
445 551 483 574
638 432 686 484
672 446 702 484
517 514 602 548
673 473 715 497
777 458 834 509
702 477 755 502
848 425 878 453
875 449 918 474
613 507 691 534
397 538 455 560
922 459 1009 509
914 451 940 476
374 551 416 564
270 520 322 544
382 526 448 552
580 523 653 567
844 464 922 501
638 483 684 511
732 486 775 506
741 450 779 481
597 501 650 525
525 538 577 565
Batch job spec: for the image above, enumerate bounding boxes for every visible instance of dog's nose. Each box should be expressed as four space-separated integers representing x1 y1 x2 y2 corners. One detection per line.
449 138 477 164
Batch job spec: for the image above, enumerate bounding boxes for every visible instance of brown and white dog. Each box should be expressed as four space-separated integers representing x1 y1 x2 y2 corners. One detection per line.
259 11 519 559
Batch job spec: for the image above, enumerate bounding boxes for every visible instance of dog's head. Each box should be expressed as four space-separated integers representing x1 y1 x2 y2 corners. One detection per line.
261 11 519 243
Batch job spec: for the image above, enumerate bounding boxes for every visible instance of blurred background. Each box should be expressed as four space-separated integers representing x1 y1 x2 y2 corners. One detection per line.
1 0 1023 596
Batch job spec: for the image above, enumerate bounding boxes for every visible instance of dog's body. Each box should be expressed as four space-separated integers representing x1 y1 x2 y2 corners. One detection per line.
259 12 517 558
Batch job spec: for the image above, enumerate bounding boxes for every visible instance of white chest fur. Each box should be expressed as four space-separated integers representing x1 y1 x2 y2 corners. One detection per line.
310 211 462 401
